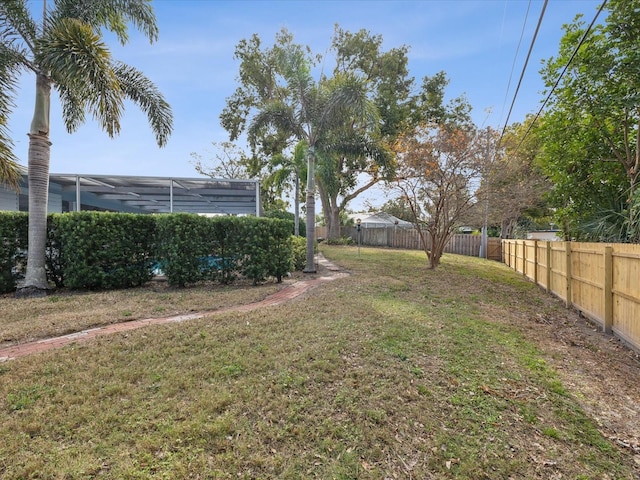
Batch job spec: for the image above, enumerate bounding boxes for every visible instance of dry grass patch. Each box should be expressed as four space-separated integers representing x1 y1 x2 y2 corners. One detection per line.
0 246 638 479
0 279 281 346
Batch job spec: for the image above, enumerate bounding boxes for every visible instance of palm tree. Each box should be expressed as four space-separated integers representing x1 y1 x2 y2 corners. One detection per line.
248 44 377 272
0 0 173 296
0 5 25 191
264 140 307 236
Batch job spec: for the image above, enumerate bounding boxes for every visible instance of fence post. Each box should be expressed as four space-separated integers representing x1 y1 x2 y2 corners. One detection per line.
565 242 572 309
604 246 613 334
533 240 538 284
546 241 552 294
511 240 514 267
503 240 508 266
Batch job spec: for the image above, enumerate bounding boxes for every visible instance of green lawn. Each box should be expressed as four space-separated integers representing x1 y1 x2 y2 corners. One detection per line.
0 246 636 479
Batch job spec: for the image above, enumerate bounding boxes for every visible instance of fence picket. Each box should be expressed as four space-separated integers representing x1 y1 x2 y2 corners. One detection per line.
503 239 640 353
315 226 502 261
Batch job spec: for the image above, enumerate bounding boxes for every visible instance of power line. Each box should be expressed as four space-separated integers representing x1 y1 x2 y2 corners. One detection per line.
498 0 533 129
510 0 608 156
500 0 548 138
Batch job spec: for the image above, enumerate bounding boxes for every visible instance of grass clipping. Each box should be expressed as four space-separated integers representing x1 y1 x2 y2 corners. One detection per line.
0 246 637 479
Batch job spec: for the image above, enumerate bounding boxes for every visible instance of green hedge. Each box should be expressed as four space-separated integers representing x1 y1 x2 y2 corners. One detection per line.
0 211 298 292
0 212 28 293
237 217 292 285
53 212 157 290
156 214 293 287
155 214 223 287
263 210 304 237
290 235 306 272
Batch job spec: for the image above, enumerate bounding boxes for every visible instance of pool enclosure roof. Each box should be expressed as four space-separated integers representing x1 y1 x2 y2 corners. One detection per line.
48 173 260 215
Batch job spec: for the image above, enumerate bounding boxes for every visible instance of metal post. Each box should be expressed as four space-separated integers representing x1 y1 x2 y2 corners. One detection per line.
169 179 173 213
255 180 260 217
75 175 81 212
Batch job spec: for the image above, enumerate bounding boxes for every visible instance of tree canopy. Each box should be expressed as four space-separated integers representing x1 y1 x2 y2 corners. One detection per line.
392 73 489 268
220 26 413 243
480 117 549 239
539 0 640 241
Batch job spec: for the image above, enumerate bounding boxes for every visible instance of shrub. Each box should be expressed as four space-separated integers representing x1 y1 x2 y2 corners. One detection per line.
0 212 28 293
326 236 354 246
1 211 295 292
291 235 306 271
55 212 156 289
155 214 219 287
263 210 305 237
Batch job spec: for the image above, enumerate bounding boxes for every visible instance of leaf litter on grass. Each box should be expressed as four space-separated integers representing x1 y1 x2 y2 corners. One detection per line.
0 246 638 478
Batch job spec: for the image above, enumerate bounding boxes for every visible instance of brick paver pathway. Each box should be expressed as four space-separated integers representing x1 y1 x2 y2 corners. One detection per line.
0 256 347 361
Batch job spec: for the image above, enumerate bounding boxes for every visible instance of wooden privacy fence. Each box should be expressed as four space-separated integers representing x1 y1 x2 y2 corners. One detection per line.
503 240 640 351
315 226 502 261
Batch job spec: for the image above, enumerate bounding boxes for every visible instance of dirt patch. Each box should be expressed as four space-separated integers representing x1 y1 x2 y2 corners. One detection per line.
494 294 640 465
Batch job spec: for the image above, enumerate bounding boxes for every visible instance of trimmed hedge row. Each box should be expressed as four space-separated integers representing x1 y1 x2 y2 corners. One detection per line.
51 213 157 290
0 211 297 293
155 214 293 287
0 212 28 293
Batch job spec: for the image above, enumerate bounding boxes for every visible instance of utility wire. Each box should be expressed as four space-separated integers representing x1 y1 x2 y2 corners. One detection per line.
510 0 608 156
498 0 533 129
500 0 548 138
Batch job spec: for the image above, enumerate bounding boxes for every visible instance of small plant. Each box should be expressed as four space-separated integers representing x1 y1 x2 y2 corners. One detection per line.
290 235 307 271
325 236 353 246
7 386 43 411
219 363 244 378
542 426 561 439
417 385 430 396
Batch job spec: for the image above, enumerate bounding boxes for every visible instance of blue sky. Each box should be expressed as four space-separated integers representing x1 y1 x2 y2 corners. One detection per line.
10 0 601 210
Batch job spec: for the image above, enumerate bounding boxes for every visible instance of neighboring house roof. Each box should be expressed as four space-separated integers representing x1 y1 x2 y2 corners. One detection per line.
17 173 260 215
348 212 413 228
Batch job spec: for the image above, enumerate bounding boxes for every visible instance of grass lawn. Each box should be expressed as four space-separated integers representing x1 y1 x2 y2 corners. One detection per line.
0 246 637 479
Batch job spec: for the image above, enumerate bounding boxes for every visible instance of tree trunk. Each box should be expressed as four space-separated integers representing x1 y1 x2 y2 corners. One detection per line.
316 182 341 240
304 147 316 273
326 203 340 240
294 173 300 236
500 218 515 239
627 173 640 242
429 227 453 269
18 73 52 297
317 182 331 238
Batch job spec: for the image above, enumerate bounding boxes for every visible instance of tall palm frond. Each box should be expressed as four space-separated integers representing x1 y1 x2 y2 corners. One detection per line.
39 17 123 136
0 0 38 52
113 62 172 146
0 2 30 190
0 62 21 189
247 101 300 147
321 73 378 130
52 0 159 44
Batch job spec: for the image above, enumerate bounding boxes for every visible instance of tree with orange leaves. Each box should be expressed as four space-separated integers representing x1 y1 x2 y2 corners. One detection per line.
394 123 490 268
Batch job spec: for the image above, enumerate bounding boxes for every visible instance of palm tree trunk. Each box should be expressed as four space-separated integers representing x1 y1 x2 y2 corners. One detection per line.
19 72 52 296
304 146 316 273
294 173 300 236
